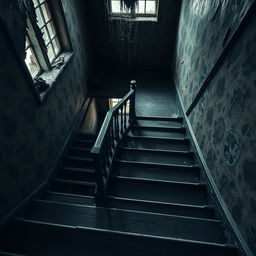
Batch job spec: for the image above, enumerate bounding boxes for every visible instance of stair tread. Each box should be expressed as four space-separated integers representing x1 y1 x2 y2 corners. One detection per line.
120 146 192 154
126 135 189 141
53 178 96 186
136 116 183 121
26 200 225 243
59 167 95 173
132 125 186 131
116 159 198 169
64 156 93 161
112 175 202 186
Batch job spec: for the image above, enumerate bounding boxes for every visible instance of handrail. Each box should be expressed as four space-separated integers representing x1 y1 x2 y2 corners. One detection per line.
91 80 137 202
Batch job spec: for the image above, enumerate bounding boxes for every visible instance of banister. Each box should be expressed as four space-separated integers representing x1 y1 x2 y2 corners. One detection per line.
91 80 137 203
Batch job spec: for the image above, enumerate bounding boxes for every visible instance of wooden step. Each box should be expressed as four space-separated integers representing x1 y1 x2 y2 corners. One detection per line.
105 196 215 219
1 219 238 256
109 176 208 206
51 178 96 196
26 200 225 244
57 167 95 182
118 147 194 166
129 125 186 139
42 191 95 206
122 135 190 151
62 156 94 169
113 160 200 183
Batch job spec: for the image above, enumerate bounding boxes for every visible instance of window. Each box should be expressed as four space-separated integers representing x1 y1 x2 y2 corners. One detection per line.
109 98 130 113
23 0 72 100
32 0 61 63
110 0 159 19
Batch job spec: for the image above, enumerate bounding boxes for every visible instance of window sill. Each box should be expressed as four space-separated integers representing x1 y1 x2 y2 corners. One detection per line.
110 16 158 22
35 51 73 103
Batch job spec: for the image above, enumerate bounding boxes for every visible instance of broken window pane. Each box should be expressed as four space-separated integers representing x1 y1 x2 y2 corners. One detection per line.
25 47 40 78
32 0 39 7
41 26 50 44
35 8 44 28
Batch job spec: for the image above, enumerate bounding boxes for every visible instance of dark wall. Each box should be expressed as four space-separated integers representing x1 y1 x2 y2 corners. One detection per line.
0 0 92 219
173 0 256 253
86 0 181 73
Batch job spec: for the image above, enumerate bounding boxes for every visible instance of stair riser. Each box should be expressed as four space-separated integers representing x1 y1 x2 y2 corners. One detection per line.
106 198 215 219
51 181 95 196
62 158 94 169
69 148 92 158
110 179 208 206
1 220 238 256
57 169 95 182
113 163 200 183
136 119 183 128
122 138 190 151
118 150 194 166
42 192 95 206
73 140 94 148
129 129 186 139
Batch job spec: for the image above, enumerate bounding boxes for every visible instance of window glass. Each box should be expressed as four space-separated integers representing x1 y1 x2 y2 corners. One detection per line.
136 1 145 13
41 3 51 22
111 1 121 13
47 44 55 62
35 8 44 28
146 1 156 14
25 38 41 78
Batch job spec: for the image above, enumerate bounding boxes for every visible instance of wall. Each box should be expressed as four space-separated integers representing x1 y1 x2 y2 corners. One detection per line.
173 0 256 254
173 0 253 110
0 0 92 219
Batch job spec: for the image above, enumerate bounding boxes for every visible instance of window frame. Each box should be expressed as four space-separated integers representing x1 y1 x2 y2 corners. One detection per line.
23 0 73 103
109 0 159 20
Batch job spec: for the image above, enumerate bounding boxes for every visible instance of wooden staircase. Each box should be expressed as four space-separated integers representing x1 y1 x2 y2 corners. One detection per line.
0 117 240 256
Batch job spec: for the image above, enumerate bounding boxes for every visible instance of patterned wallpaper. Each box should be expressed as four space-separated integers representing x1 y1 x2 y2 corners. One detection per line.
173 0 253 110
173 0 256 254
0 0 91 219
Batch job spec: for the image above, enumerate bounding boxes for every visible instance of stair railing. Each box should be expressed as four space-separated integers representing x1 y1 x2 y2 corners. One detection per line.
91 80 136 202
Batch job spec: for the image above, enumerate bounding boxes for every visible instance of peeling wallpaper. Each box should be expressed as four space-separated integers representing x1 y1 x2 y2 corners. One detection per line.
173 0 256 254
0 0 91 219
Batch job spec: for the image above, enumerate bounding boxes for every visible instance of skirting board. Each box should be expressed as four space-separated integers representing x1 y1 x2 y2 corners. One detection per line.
175 85 253 256
0 96 92 228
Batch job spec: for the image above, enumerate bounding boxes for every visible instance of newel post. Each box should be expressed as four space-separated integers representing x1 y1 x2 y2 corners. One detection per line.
129 80 136 123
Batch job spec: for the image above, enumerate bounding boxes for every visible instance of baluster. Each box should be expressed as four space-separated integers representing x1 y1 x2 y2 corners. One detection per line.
91 152 105 203
115 114 119 141
111 118 115 149
120 105 124 135
129 80 136 124
124 101 127 129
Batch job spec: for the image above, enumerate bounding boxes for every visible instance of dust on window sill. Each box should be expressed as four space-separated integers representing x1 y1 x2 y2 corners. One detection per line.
35 51 73 103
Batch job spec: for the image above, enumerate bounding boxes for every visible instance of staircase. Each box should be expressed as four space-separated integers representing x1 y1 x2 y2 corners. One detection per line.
0 117 239 256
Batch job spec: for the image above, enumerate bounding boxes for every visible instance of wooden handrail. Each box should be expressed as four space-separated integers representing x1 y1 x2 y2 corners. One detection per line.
91 80 137 202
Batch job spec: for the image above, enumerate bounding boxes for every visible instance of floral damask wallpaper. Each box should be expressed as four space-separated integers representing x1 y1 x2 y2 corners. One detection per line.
0 0 91 218
173 0 253 110
174 0 256 253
